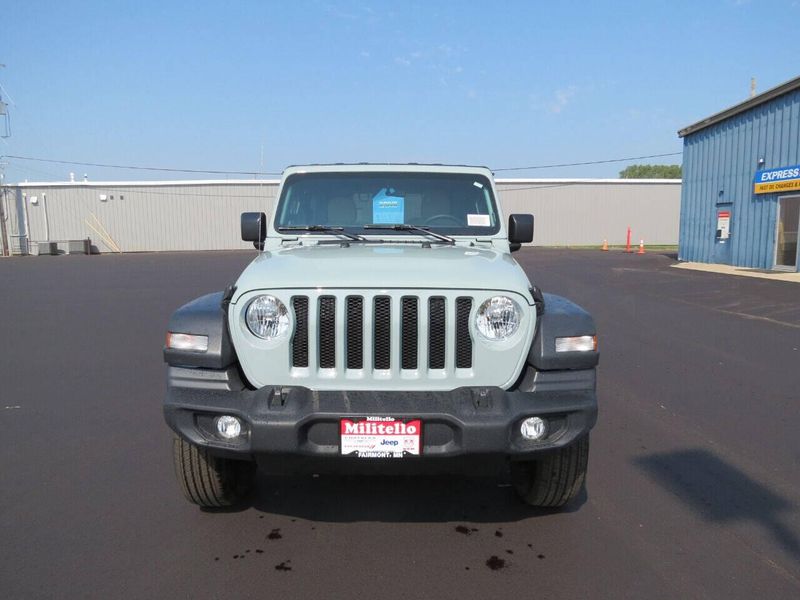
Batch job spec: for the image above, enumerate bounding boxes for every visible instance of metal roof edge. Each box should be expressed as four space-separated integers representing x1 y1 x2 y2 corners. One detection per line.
8 177 681 188
678 75 800 138
9 179 281 188
496 178 681 184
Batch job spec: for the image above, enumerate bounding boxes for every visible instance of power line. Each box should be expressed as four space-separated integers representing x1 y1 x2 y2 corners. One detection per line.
498 182 585 193
4 159 64 180
2 150 683 179
1 154 282 176
82 183 277 200
491 151 682 172
8 181 278 200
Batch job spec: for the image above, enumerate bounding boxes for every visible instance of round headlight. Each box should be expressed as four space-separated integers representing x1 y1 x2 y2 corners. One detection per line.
475 296 522 340
245 295 290 340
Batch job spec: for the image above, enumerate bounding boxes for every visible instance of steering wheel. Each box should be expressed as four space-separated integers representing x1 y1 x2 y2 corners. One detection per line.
423 214 463 226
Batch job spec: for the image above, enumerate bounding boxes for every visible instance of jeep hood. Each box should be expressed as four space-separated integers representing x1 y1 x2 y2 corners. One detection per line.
232 244 533 303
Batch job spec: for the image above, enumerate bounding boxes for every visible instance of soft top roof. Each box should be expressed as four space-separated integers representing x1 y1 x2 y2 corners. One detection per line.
281 163 494 178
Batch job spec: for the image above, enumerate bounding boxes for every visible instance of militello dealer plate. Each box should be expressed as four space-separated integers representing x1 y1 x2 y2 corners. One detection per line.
340 417 422 458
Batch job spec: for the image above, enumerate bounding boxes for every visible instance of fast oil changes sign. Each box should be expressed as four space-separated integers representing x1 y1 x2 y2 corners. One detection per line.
754 165 800 194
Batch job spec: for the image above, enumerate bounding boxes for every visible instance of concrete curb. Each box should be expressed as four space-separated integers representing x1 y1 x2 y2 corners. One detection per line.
671 262 800 283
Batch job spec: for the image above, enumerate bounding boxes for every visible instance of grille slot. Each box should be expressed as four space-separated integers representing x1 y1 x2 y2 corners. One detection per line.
346 296 364 369
319 296 336 368
428 297 446 369
291 296 309 367
373 296 391 370
401 297 418 370
455 297 473 368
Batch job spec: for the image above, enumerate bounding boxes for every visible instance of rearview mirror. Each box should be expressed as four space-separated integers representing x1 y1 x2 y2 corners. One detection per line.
241 212 267 250
508 214 534 252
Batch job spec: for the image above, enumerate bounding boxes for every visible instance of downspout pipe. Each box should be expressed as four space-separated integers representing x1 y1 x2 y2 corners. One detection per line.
42 192 50 242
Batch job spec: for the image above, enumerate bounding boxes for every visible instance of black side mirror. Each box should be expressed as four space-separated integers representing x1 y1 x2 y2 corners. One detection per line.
241 212 267 250
508 214 534 252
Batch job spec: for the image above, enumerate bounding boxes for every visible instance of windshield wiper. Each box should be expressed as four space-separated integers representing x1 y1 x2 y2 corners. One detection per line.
277 225 366 241
363 224 455 245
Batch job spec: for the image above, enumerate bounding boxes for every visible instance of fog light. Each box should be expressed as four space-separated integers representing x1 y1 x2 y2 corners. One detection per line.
520 416 547 441
215 415 243 439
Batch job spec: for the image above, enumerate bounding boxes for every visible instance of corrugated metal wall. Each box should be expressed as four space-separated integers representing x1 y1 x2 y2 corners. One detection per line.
680 87 800 269
498 180 680 246
4 178 680 253
6 181 278 253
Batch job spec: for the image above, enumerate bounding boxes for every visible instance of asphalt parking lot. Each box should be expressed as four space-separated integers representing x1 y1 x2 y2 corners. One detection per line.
1 248 799 599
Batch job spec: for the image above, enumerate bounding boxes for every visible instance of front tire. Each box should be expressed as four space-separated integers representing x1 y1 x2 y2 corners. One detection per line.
511 435 589 508
172 436 255 508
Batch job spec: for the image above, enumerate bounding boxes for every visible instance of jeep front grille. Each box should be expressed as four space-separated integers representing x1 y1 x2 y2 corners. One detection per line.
290 293 473 372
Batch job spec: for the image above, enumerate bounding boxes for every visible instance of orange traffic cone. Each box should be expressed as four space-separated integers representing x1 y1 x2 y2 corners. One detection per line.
601 239 609 251
637 239 646 254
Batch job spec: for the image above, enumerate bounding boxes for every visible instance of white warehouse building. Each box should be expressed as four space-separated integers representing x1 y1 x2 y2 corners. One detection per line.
0 177 680 255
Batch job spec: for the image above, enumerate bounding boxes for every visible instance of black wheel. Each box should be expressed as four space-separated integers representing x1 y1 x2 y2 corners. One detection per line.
172 436 255 508
511 435 589 508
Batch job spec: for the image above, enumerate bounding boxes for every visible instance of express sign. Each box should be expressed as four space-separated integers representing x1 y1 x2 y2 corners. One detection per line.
753 164 800 194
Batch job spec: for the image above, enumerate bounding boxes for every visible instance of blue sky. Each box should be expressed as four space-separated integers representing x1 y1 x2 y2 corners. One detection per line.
1 0 798 182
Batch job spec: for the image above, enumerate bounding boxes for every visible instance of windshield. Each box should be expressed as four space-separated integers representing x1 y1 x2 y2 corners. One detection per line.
274 172 500 236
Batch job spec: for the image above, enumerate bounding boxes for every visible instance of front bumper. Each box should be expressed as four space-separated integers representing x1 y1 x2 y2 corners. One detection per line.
164 365 597 468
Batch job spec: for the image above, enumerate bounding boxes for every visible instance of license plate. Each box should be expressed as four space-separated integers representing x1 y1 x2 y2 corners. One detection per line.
340 417 422 458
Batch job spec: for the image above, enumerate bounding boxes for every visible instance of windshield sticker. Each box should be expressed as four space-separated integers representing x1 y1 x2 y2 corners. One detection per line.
372 188 405 224
473 181 484 188
467 214 491 227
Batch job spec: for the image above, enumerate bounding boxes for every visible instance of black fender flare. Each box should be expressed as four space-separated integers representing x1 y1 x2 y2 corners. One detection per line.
163 287 236 369
528 293 599 370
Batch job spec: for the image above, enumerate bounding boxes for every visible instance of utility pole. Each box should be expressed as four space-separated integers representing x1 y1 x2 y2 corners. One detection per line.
0 170 9 257
0 63 12 255
0 63 9 139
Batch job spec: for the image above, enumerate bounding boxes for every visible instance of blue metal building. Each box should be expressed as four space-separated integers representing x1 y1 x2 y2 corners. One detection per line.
678 76 800 272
